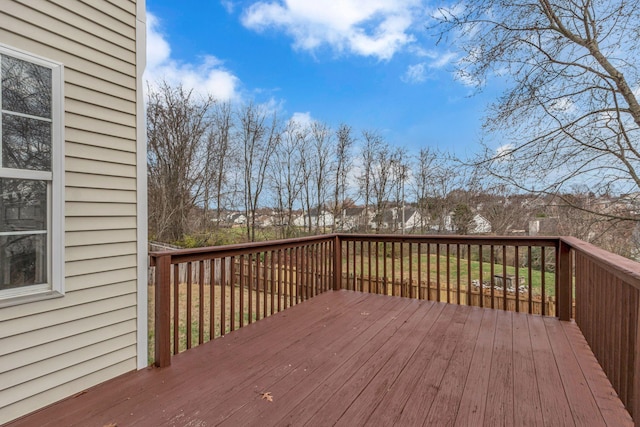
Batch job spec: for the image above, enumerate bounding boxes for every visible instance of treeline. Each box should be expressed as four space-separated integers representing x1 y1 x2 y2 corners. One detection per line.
147 82 640 259
148 82 480 242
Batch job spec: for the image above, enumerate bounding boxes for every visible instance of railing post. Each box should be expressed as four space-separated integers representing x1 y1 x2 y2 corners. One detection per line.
635 297 640 423
333 235 342 290
557 240 572 321
154 254 172 367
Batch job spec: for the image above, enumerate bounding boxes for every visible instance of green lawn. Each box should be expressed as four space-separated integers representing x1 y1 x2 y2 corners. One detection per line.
347 253 556 297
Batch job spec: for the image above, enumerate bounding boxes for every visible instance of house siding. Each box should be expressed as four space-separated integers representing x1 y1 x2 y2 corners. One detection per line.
0 0 143 423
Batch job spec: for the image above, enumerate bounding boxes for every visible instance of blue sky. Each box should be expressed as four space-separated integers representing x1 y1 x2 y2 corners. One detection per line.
145 0 503 158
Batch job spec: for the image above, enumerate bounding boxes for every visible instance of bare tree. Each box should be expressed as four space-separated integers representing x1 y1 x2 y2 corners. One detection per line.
369 138 395 232
357 130 384 231
435 1 640 221
147 82 214 242
309 121 334 231
331 123 354 231
300 127 318 233
269 119 305 238
206 101 234 229
411 147 439 232
237 102 280 242
390 147 409 233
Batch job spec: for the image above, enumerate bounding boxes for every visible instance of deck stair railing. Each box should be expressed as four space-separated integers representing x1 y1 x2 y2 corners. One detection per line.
149 233 640 421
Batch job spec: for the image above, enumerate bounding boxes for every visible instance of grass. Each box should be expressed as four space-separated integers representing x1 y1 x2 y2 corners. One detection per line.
347 253 557 297
148 281 301 365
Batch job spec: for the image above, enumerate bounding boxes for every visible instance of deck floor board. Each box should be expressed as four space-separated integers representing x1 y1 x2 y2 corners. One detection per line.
7 290 633 427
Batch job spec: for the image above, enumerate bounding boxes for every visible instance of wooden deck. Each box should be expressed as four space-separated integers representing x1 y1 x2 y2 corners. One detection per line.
8 290 633 426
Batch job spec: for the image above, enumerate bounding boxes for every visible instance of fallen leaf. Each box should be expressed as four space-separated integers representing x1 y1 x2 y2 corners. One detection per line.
260 391 273 402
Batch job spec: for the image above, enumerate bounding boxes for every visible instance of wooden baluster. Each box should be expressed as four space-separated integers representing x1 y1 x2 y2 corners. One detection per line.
528 246 533 314
220 258 226 336
173 263 179 355
210 259 215 339
186 262 192 349
199 260 204 344
456 244 461 305
248 254 253 325
436 244 441 303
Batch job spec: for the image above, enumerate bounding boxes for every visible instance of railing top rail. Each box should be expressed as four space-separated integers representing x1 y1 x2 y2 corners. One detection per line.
562 236 640 291
149 234 336 265
335 233 561 247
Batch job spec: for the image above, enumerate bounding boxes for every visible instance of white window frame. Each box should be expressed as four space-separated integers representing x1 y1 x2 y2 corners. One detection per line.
0 43 64 307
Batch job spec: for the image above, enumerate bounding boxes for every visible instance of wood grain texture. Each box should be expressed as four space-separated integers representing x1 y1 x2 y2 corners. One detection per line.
7 291 633 427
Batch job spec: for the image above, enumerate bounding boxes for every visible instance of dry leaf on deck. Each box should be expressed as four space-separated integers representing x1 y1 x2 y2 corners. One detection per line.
260 391 273 402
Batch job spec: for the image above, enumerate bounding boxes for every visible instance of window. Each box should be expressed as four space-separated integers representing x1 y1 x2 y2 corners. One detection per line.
0 44 63 305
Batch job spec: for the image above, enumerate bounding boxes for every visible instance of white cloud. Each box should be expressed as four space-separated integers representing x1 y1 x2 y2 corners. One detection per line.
402 63 427 83
240 0 423 60
146 14 171 70
549 97 575 114
290 111 314 127
430 51 457 68
145 13 240 101
402 51 458 83
455 69 482 87
221 0 235 13
495 143 514 161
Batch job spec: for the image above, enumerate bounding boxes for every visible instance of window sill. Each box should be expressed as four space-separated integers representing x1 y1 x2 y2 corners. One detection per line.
0 289 64 308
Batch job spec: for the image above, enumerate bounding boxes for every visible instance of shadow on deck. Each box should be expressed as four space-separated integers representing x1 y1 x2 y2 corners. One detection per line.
7 290 632 426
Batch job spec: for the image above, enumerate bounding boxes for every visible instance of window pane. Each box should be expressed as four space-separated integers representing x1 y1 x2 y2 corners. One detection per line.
0 179 47 232
2 113 51 171
0 234 47 290
1 54 52 118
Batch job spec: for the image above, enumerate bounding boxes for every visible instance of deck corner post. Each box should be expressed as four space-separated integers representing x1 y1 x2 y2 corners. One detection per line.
557 239 572 321
154 254 172 367
333 235 342 290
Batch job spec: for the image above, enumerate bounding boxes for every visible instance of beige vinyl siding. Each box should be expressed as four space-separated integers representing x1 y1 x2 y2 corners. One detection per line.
66 69 136 104
66 255 138 277
66 158 137 178
0 347 137 410
66 216 138 232
23 1 135 48
4 360 134 424
0 0 142 423
1 333 137 391
67 173 137 191
64 267 138 291
66 142 137 165
66 242 137 262
67 83 136 115
65 201 138 217
0 319 136 373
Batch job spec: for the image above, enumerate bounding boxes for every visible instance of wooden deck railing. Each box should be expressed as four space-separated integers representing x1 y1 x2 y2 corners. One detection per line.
150 233 639 420
337 234 570 318
562 237 640 420
149 235 335 368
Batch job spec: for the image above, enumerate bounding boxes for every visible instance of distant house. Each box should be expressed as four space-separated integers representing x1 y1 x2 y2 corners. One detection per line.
443 213 492 234
470 214 492 234
227 212 247 227
293 210 335 228
338 207 370 231
370 207 422 231
0 2 147 423
255 214 274 228
388 207 425 232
